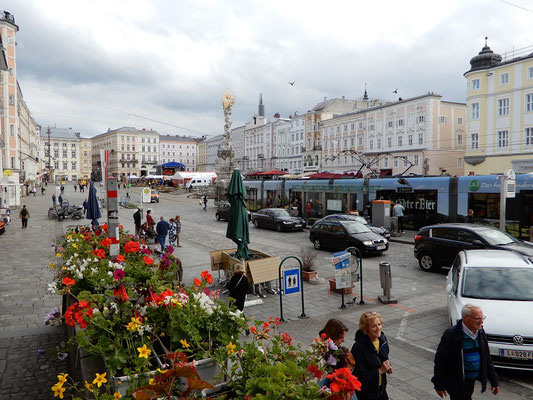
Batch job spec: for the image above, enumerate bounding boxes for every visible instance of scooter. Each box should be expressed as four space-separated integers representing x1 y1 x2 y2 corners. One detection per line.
57 205 84 221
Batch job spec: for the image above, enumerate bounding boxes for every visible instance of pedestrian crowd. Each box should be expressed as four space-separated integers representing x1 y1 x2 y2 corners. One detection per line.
134 208 182 253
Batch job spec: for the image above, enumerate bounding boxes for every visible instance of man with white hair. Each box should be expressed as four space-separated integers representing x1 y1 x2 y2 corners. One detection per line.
432 304 499 399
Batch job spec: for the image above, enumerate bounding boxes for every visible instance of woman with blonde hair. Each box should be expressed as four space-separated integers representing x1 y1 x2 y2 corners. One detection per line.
350 311 392 400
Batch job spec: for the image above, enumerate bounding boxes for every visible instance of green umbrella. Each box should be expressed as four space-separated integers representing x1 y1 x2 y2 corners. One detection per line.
226 169 250 260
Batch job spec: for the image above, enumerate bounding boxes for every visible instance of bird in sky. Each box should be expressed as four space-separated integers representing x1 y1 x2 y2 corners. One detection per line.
393 88 398 93
288 81 295 86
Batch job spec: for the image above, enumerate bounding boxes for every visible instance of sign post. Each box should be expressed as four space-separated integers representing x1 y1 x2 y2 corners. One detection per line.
107 176 120 256
332 251 352 309
142 187 152 203
278 256 307 322
499 169 515 230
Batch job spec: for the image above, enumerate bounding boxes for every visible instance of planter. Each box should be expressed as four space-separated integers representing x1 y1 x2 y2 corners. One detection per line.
302 270 318 281
328 278 353 294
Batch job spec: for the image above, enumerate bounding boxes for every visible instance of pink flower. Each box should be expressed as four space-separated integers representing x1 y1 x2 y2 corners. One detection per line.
113 269 125 280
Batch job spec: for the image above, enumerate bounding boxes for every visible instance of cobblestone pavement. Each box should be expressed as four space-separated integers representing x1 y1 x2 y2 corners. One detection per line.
1 184 532 399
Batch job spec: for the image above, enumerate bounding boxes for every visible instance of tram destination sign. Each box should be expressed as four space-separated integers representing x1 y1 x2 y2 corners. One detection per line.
397 187 413 193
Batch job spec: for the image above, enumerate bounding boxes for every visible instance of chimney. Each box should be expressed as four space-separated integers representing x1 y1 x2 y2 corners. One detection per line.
324 96 327 103
274 112 280 118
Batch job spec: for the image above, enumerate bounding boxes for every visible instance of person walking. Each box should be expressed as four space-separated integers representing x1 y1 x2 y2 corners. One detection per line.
60 185 64 194
19 205 30 229
351 311 392 400
432 304 499 400
133 208 142 237
227 263 248 311
58 194 63 206
52 194 56 206
74 184 77 192
41 186 46 195
202 195 208 211
392 201 405 234
168 218 177 247
156 216 170 252
464 209 475 223
175 215 181 247
83 199 88 215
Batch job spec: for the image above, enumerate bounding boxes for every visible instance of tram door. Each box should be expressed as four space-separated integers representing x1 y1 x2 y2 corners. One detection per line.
519 191 533 239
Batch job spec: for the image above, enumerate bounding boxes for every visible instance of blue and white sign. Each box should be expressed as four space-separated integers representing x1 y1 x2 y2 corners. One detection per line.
283 268 300 295
332 251 351 289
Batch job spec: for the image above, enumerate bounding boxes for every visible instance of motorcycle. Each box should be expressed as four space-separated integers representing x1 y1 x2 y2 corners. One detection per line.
57 205 84 221
48 206 62 219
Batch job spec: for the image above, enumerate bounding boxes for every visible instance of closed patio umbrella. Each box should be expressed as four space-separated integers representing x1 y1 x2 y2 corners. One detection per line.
226 169 250 260
86 182 102 227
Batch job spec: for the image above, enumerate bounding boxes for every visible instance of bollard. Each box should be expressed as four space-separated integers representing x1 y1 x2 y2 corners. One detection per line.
390 217 400 237
378 261 397 304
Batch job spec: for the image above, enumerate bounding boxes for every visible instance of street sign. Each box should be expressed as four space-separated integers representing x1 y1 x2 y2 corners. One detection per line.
3 169 13 176
332 251 351 289
142 187 151 203
283 268 300 295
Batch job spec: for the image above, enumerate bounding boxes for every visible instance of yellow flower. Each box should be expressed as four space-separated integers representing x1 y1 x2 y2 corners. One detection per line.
49 263 54 269
226 341 236 354
51 383 66 398
137 344 151 359
149 378 155 385
156 368 168 373
72 243 78 249
84 381 94 392
57 373 68 385
67 235 72 239
56 253 62 258
92 372 108 388
180 339 190 348
62 266 67 270
113 392 122 399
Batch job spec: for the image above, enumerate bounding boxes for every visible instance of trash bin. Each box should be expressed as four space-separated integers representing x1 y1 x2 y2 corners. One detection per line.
378 261 397 304
390 216 399 236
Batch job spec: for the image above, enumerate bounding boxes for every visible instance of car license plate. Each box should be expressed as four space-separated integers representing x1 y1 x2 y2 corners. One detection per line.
500 349 533 360
376 245 386 250
295 224 302 228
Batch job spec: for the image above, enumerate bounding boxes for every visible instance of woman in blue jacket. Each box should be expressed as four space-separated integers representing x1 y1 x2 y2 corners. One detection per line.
351 311 392 400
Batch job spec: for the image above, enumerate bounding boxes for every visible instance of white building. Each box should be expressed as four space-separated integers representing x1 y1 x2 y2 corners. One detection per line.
40 127 82 183
159 134 201 171
18 84 41 193
205 134 224 171
271 117 293 172
138 128 159 176
232 125 246 170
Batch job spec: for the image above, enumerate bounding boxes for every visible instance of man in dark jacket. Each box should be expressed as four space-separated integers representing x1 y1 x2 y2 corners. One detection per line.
133 208 142 237
156 216 170 252
432 304 499 400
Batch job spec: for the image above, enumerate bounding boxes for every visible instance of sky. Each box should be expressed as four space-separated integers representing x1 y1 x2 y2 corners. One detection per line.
4 0 533 138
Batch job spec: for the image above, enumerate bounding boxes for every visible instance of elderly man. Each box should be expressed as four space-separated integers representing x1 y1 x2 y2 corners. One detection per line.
156 216 170 252
432 304 499 400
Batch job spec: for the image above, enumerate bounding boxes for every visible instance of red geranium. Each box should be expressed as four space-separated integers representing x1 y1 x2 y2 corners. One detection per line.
143 256 154 265
114 255 125 262
326 368 361 399
307 363 323 380
200 270 213 284
113 285 129 302
124 241 140 254
149 289 175 306
99 238 113 248
113 269 125 280
279 332 293 346
92 248 106 259
64 300 93 328
62 277 76 286
193 278 202 287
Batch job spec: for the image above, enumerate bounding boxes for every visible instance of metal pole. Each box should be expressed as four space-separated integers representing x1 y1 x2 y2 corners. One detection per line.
499 174 506 231
340 291 346 309
278 261 284 322
345 246 364 305
278 255 307 321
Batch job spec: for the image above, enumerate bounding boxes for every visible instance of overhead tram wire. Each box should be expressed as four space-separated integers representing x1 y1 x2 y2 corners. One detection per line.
496 0 533 13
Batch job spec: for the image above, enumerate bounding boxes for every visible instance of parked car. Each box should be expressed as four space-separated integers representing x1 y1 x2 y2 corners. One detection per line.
447 249 533 370
309 220 388 255
251 208 305 232
215 201 251 221
414 223 533 272
0 219 5 235
150 190 160 203
317 214 390 239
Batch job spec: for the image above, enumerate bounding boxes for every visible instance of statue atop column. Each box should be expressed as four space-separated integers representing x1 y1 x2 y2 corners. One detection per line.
216 90 236 180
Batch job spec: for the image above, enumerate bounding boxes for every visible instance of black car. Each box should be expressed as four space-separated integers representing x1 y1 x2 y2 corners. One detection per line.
414 223 533 272
309 220 389 255
215 202 251 221
251 208 306 232
317 214 390 239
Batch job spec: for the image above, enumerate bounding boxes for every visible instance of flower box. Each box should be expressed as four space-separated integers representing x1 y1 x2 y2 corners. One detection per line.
302 270 318 281
328 278 353 294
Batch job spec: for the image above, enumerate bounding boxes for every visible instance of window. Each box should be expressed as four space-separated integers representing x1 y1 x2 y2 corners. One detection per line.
458 117 463 125
387 121 393 128
417 115 425 123
369 124 375 132
529 67 533 79
500 73 509 85
471 133 479 149
351 123 355 130
10 124 14 136
526 93 533 112
9 95 14 105
71 162 77 170
408 135 413 146
350 138 354 146
336 126 340 133
471 103 480 119
457 157 463 167
369 140 374 150
439 116 447 124
397 136 403 146
387 137 392 148
72 151 76 158
498 130 509 147
377 138 381 149
63 161 68 170
472 79 480 90
54 150 59 158
62 150 67 158
414 155 419 166
358 122 363 129
54 161 59 169
121 144 124 151
397 119 404 127
498 98 509 116
384 157 389 168
458 134 463 145
526 127 533 145
394 157 398 167
358 136 363 146
344 139 347 147
344 125 347 132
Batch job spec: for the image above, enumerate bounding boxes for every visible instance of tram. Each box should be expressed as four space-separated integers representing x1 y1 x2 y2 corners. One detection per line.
214 174 533 239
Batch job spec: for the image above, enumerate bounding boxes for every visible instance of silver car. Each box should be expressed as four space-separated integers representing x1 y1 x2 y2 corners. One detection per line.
446 249 533 370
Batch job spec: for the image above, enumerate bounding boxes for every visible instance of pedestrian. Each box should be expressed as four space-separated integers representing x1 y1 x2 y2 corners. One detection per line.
83 199 88 215
314 199 323 219
202 195 208 211
58 194 63 206
52 194 56 206
19 205 30 229
126 191 130 202
306 201 313 218
432 304 499 400
60 185 64 194
168 218 177 247
464 209 475 223
30 187 36 196
74 184 77 192
133 208 142 237
351 311 392 400
392 201 405 234
227 262 248 311
156 216 170 252
41 186 45 195
175 215 181 247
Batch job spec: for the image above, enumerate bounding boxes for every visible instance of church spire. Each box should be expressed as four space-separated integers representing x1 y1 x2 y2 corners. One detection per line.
258 93 265 116
363 82 368 101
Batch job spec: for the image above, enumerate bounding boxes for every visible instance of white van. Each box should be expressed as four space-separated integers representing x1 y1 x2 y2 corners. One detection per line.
186 177 211 190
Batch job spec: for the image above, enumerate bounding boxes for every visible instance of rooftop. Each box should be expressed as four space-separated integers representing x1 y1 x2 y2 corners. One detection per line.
39 127 80 140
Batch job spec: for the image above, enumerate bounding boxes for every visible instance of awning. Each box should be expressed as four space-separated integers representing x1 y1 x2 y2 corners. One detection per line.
162 162 185 168
256 169 289 176
305 172 343 179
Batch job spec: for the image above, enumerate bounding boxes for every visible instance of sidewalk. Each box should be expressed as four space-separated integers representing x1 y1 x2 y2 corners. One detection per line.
0 188 68 399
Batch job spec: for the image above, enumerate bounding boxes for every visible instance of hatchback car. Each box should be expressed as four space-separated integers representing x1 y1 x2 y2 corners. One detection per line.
309 220 388 255
414 223 533 272
251 208 305 231
317 214 390 239
150 190 160 203
215 201 251 221
447 249 533 370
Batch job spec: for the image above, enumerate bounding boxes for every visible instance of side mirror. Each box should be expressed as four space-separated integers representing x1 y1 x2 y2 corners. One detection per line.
446 283 453 294
472 240 484 248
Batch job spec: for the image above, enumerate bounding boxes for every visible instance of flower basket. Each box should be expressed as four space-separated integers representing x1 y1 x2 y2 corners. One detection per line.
328 278 353 294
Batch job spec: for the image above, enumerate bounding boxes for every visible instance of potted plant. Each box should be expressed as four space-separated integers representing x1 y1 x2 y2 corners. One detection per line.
300 247 318 281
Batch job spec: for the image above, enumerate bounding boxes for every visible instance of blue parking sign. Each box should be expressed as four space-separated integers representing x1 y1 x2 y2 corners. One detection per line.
283 268 300 295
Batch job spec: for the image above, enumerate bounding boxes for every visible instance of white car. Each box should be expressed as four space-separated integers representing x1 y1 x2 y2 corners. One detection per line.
446 249 533 370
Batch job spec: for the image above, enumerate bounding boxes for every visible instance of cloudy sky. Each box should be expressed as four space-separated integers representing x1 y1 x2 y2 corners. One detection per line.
4 0 533 138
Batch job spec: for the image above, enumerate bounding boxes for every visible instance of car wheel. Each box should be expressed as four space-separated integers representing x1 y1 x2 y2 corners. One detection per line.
48 209 55 219
419 253 437 272
253 219 259 228
216 213 220 221
275 222 282 232
313 238 322 250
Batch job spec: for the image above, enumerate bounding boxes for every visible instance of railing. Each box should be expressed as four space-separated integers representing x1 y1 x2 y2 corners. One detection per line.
0 11 15 24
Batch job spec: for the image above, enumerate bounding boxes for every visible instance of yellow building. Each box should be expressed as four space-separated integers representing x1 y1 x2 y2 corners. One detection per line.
91 127 139 180
80 138 92 180
464 41 533 174
197 140 207 171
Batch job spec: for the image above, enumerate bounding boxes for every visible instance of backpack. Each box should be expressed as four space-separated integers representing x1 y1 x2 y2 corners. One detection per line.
21 208 28 218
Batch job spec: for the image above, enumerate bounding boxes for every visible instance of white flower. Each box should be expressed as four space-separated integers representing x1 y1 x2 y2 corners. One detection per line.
138 305 148 316
109 302 118 313
179 293 189 304
47 282 57 295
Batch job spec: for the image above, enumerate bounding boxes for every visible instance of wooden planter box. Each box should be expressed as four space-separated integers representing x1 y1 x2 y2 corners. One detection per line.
328 278 353 294
210 248 280 285
302 270 317 281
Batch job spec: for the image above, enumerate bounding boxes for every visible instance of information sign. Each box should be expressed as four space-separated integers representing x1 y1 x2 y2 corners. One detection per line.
142 187 152 203
332 251 351 289
283 268 300 295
